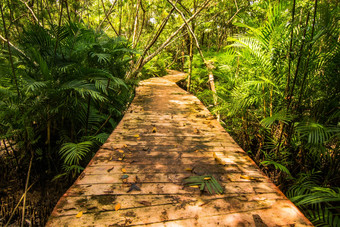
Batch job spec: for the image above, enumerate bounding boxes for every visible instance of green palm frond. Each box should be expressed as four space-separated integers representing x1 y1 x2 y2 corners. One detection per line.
183 175 224 195
59 141 93 166
260 160 291 176
307 206 340 227
295 121 336 145
291 187 340 206
89 52 111 64
261 111 293 128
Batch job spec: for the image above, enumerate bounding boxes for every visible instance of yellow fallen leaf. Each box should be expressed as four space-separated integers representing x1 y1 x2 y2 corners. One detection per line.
152 127 157 133
185 168 192 171
123 144 128 148
204 177 211 180
121 168 126 173
118 150 124 153
137 138 141 140
76 211 83 218
134 134 139 138
240 175 255 180
190 185 199 188
115 203 121 211
109 156 113 161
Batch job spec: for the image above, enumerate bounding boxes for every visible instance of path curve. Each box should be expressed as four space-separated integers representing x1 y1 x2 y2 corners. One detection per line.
47 71 312 226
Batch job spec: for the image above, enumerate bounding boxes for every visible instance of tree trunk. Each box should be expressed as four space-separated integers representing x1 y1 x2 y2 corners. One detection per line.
132 0 141 47
187 34 193 92
167 0 217 106
128 0 211 79
0 2 20 100
98 0 118 35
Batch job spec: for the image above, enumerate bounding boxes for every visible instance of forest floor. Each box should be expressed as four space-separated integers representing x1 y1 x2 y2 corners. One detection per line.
46 70 312 226
0 152 72 226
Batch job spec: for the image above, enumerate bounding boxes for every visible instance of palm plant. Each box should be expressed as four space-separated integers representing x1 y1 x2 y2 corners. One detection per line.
187 1 339 226
0 22 134 179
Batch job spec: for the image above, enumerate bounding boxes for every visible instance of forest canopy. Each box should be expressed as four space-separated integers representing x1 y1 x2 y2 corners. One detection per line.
0 0 339 226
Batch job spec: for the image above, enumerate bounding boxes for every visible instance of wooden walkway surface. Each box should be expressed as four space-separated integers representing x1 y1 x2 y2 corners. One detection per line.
47 71 312 226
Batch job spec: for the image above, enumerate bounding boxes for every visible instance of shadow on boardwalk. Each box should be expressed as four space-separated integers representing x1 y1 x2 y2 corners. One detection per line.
47 70 312 226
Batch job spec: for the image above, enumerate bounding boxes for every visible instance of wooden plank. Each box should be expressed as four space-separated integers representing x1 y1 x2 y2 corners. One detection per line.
47 72 312 226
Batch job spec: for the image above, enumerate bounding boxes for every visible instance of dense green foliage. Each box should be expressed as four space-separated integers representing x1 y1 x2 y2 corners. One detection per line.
0 0 339 226
186 2 340 226
1 22 134 180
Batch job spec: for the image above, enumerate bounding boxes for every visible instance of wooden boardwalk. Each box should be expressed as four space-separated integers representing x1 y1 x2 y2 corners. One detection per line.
47 71 312 226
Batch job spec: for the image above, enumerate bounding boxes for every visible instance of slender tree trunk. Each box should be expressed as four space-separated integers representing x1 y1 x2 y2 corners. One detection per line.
135 0 146 46
297 0 318 112
44 0 54 25
287 11 310 111
118 0 122 35
181 38 185 71
270 85 273 117
132 0 140 47
285 0 296 98
187 34 193 92
128 0 211 79
85 95 91 136
0 2 20 100
98 0 118 35
167 0 217 105
54 0 64 59
263 84 266 118
20 0 42 26
65 0 71 23
21 151 33 227
277 0 297 155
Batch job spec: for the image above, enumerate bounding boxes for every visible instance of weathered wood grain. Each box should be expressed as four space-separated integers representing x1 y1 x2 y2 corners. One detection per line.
47 70 312 226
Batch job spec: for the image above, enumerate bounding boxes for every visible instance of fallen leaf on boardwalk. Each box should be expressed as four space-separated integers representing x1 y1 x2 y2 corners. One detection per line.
240 175 255 180
152 127 157 133
213 152 226 165
185 168 192 171
118 150 124 153
138 201 151 206
115 203 121 211
121 175 129 179
190 185 199 188
195 129 200 134
123 144 128 148
109 156 113 161
240 175 262 182
118 154 125 161
194 149 200 153
134 134 139 138
137 137 141 140
121 168 127 173
127 183 141 192
107 167 114 172
76 211 83 218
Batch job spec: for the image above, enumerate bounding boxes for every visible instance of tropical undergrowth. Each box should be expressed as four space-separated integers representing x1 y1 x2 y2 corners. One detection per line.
0 21 135 220
186 1 339 226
